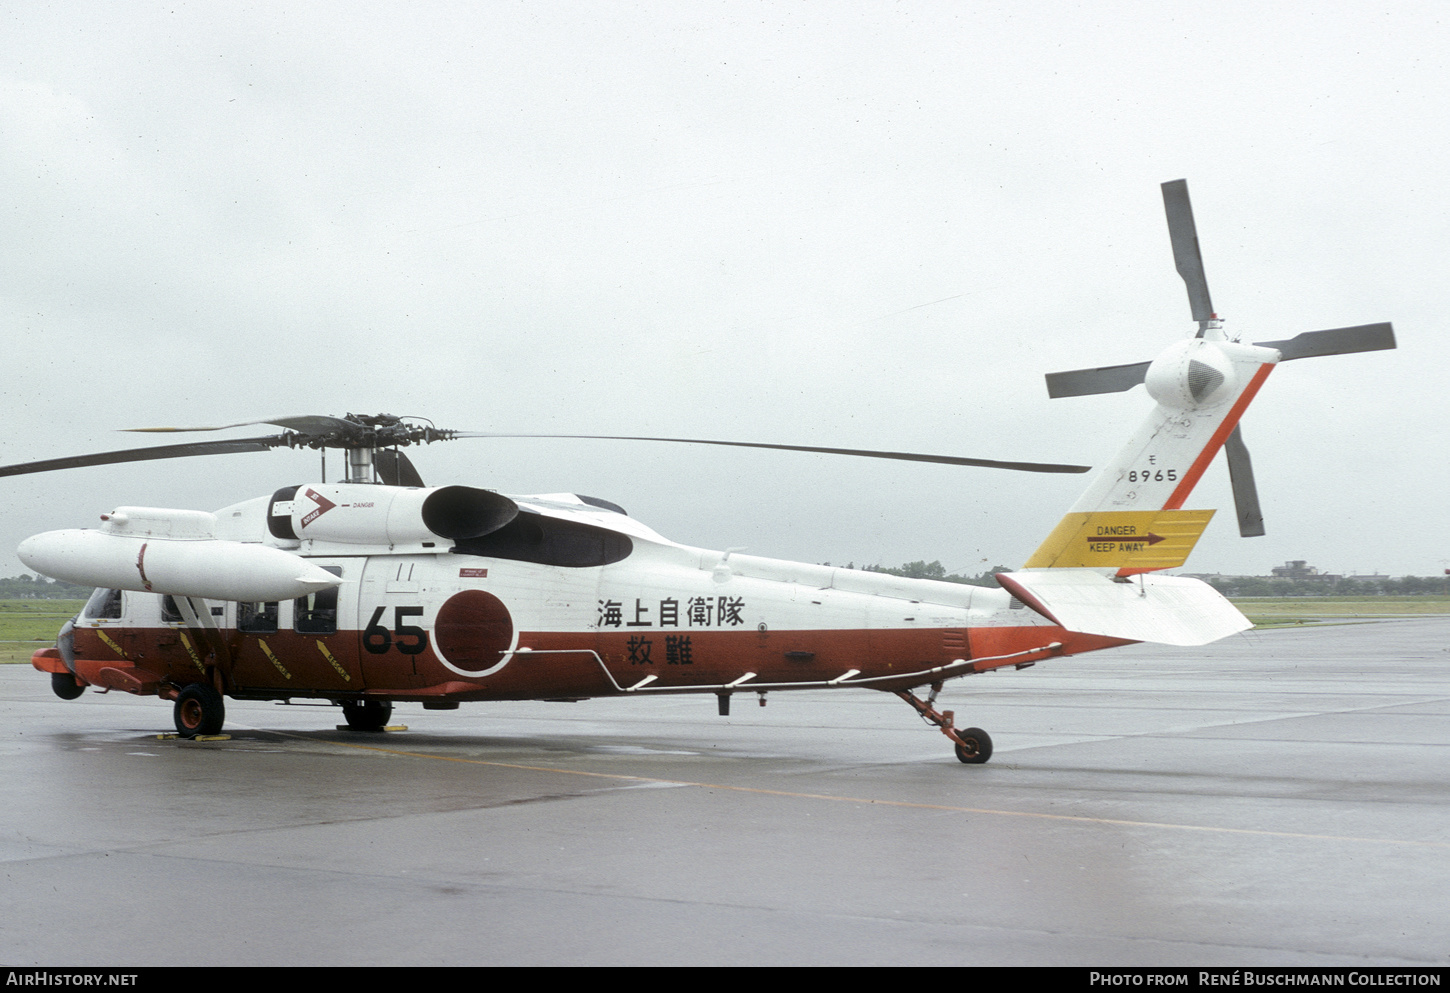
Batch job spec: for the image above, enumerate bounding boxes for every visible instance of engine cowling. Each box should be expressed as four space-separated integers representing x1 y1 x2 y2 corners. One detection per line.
269 484 519 546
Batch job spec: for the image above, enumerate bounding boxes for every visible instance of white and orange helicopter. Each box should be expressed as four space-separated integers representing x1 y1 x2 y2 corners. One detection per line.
9 181 1394 761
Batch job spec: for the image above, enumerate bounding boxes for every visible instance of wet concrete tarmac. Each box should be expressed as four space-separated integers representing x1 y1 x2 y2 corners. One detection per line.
1 617 1447 966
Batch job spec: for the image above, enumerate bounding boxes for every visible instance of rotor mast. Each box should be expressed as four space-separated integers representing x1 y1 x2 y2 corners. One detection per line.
322 414 445 486
346 442 375 483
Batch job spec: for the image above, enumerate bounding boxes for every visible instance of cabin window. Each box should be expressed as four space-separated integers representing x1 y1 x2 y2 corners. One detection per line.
295 567 343 634
240 601 279 634
83 588 122 620
451 512 632 568
161 596 183 624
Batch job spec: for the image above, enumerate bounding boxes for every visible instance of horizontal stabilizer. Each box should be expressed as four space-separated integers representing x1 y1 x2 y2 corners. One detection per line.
996 569 1251 647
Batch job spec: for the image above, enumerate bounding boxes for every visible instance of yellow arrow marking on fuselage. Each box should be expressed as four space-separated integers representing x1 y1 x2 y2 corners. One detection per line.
95 629 127 660
257 639 292 680
315 641 351 682
177 630 206 673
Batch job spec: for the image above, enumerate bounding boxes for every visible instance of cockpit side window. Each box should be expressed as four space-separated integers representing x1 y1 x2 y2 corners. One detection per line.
83 588 123 620
295 567 343 634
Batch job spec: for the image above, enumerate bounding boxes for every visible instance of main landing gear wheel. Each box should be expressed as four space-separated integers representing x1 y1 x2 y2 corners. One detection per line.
953 727 993 765
341 699 393 732
51 672 85 700
174 683 226 738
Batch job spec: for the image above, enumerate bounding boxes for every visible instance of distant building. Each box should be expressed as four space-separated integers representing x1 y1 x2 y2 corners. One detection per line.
1270 560 1342 582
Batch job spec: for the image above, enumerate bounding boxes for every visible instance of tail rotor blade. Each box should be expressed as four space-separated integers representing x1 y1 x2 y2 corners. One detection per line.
1045 360 1151 398
1223 425 1265 537
1257 323 1396 361
1162 179 1216 326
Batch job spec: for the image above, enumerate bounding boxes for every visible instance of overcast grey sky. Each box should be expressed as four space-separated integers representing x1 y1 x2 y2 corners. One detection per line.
1 1 1445 579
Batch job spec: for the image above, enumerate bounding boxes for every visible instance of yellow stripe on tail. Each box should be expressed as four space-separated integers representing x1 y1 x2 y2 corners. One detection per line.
1023 509 1214 570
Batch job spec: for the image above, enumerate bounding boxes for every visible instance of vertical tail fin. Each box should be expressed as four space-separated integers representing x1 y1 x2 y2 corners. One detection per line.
1004 179 1393 643
1025 337 1280 573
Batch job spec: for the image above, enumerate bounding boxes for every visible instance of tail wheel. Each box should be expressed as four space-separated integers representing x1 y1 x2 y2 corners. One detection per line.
174 683 226 738
341 699 393 732
51 672 86 701
954 727 993 764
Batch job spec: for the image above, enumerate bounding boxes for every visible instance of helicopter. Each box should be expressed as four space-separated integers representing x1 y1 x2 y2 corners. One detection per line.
10 181 1395 763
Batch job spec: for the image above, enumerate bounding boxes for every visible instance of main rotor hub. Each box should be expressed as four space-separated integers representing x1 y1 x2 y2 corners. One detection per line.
269 415 456 484
275 414 454 452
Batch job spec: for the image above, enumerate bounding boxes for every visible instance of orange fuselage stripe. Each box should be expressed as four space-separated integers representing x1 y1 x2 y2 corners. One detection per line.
1162 362 1275 510
1116 362 1275 578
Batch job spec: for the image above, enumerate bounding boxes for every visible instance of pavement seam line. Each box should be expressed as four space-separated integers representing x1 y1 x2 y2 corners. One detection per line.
271 729 1450 850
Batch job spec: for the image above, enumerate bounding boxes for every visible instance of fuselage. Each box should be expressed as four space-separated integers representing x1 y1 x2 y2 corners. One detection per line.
44 488 1126 705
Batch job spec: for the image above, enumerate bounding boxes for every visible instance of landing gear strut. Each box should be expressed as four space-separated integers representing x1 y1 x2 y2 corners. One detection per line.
895 683 993 764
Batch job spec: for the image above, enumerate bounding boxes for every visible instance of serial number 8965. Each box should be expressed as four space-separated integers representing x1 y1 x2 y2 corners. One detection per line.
1127 469 1178 483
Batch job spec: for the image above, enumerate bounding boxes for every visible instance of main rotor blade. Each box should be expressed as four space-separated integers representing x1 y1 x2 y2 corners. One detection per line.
455 434 1091 474
1223 425 1265 537
0 437 284 478
375 449 425 487
1162 179 1215 325
124 415 358 435
1256 322 1396 361
1045 360 1151 398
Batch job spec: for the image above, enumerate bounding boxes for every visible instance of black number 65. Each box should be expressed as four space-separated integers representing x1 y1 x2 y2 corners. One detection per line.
363 606 430 656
